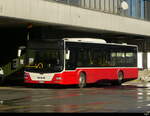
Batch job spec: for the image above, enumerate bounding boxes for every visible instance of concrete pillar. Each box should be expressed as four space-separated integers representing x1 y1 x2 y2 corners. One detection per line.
147 52 150 70
138 52 143 69
143 39 150 70
143 52 148 69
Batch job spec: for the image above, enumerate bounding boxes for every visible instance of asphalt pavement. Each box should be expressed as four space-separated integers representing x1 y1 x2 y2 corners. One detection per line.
0 80 150 113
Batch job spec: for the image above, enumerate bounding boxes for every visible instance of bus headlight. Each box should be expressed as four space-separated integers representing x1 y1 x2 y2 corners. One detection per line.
24 72 30 80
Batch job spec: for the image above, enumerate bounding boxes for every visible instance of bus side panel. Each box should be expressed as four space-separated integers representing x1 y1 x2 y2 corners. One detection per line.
122 68 138 79
54 67 138 85
60 71 79 85
59 68 116 85
78 68 118 83
73 68 138 84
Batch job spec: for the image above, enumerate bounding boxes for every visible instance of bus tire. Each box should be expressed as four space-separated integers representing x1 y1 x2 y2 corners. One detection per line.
112 71 124 86
78 72 86 88
117 71 124 85
118 71 124 85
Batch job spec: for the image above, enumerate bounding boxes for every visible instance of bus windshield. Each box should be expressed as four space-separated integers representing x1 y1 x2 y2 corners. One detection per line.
25 40 64 73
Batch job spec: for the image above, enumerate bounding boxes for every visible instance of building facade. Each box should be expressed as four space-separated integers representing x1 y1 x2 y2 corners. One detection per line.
50 0 147 20
0 0 150 69
47 0 150 69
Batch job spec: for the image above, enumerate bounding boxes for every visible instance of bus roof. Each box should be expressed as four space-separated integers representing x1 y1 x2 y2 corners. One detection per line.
64 38 137 47
64 38 106 44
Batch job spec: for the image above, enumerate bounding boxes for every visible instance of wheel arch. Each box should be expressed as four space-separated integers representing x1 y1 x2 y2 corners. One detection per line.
117 70 124 78
78 71 87 88
76 70 87 78
79 71 87 80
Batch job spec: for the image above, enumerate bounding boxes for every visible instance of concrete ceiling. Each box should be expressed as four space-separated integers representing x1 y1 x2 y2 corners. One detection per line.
0 16 148 41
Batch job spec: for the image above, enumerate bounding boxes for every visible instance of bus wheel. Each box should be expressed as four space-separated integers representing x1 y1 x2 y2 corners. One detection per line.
112 71 124 86
117 71 124 85
78 73 86 88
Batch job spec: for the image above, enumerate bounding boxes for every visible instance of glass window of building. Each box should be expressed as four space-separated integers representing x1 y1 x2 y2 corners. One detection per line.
113 0 119 14
80 0 85 7
109 0 114 13
69 0 81 6
104 0 110 12
85 0 90 8
90 0 95 9
55 0 68 4
100 0 105 11
144 0 150 20
122 0 131 16
136 0 142 18
131 0 140 18
53 0 147 21
140 0 144 19
95 0 100 10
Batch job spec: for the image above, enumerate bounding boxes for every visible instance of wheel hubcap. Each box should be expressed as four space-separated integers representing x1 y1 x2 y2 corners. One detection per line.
79 73 86 88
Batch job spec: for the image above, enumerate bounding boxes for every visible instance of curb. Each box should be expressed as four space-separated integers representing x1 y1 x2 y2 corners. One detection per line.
123 79 144 85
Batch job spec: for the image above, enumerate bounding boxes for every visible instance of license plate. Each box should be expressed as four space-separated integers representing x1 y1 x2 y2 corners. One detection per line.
39 81 44 83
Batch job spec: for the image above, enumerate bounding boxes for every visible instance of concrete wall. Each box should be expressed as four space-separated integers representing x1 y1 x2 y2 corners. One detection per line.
147 52 150 69
138 52 143 69
0 0 150 36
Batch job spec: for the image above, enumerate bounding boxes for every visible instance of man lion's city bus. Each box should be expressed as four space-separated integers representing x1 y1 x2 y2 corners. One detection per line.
24 38 138 88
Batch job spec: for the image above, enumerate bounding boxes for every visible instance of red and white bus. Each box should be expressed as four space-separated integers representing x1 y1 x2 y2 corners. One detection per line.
24 38 138 88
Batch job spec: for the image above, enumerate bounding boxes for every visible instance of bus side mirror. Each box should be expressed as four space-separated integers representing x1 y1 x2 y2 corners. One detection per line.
66 49 70 60
17 46 26 57
18 49 22 57
0 67 4 75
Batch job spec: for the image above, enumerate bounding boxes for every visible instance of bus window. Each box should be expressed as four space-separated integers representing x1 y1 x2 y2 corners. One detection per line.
126 52 135 66
65 47 78 70
116 52 126 67
77 48 88 67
